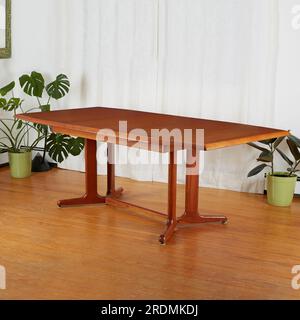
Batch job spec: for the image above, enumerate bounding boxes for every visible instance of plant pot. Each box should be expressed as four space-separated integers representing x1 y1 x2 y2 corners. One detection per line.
295 177 300 196
267 172 297 207
8 150 32 179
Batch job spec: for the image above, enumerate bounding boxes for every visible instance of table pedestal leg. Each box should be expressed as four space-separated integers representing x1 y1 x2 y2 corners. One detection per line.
177 148 228 225
106 143 123 198
159 150 177 244
58 139 105 207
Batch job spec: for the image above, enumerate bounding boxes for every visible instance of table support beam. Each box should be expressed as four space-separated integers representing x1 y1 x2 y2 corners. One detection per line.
107 143 123 197
58 139 122 207
177 147 228 225
159 150 177 244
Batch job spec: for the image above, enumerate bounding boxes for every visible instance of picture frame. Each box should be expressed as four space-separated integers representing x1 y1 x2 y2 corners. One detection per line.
0 0 11 59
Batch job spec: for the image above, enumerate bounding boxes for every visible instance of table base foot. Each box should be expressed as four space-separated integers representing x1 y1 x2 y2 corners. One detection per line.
57 194 106 207
159 220 177 245
106 187 124 198
178 212 228 225
158 213 228 245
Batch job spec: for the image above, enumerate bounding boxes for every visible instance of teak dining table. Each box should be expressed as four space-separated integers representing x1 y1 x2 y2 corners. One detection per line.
17 107 289 244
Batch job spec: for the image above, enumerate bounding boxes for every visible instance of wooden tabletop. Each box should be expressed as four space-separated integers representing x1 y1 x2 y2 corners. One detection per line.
17 107 289 151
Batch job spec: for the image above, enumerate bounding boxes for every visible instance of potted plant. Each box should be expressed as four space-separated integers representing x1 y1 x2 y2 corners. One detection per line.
0 81 40 178
0 118 44 178
247 135 300 207
0 71 84 171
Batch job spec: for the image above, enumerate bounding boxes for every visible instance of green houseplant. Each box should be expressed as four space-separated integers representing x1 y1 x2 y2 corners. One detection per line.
0 106 44 178
0 72 84 171
247 135 299 206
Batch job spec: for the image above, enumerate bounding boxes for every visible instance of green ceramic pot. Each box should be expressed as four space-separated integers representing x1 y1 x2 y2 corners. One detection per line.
267 172 297 207
8 150 32 179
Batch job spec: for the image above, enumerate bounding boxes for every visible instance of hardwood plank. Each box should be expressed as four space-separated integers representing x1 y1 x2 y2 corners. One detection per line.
0 167 300 299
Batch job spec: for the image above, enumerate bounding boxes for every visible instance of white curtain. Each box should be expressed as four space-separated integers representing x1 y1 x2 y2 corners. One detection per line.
0 0 280 193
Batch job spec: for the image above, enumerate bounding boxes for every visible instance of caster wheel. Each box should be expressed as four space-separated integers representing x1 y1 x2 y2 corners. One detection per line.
159 236 166 245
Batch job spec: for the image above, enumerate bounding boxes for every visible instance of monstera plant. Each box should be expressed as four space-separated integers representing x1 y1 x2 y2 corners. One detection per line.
0 71 84 171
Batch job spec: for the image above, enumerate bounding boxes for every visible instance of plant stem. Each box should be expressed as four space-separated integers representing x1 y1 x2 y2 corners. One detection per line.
42 127 48 163
271 144 274 175
36 97 42 107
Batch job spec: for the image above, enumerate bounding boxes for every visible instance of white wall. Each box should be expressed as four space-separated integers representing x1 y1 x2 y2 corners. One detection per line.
275 0 300 137
0 0 68 164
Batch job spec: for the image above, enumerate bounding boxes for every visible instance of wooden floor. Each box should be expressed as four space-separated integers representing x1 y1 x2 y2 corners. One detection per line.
0 167 300 299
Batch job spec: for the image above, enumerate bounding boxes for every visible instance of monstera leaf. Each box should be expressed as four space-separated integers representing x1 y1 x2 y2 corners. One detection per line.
67 137 85 156
0 98 6 109
46 133 84 163
0 81 15 96
16 119 23 129
19 71 45 97
33 122 48 133
0 98 22 111
46 74 70 100
46 133 70 163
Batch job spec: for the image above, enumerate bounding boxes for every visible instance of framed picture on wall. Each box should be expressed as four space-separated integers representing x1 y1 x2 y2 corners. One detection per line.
0 0 11 58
